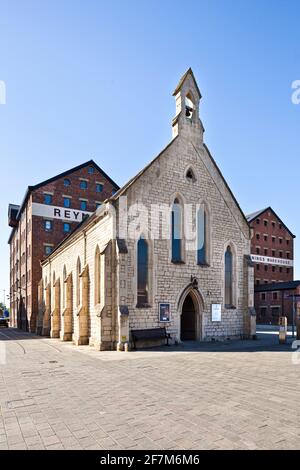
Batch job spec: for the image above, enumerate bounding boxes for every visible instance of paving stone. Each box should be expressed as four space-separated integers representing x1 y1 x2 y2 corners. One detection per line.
1 329 300 450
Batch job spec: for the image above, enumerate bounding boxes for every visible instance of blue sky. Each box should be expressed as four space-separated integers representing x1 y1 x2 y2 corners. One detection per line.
1 0 300 304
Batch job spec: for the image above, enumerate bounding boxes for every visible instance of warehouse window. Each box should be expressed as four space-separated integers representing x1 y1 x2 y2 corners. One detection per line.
63 197 71 208
44 194 52 205
137 237 149 306
63 223 71 233
44 220 53 231
171 198 182 263
80 200 87 211
64 178 71 186
96 183 103 193
44 245 52 256
80 180 88 190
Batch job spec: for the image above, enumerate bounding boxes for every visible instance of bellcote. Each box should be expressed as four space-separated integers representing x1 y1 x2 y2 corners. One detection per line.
172 68 204 142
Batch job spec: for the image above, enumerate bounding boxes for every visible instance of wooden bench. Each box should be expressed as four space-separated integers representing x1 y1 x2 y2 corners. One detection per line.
131 327 171 350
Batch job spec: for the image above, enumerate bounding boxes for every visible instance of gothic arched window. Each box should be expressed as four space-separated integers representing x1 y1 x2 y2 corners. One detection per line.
137 237 149 306
94 246 101 305
225 246 233 307
76 258 81 307
185 93 194 119
171 198 182 263
197 207 206 265
62 266 67 309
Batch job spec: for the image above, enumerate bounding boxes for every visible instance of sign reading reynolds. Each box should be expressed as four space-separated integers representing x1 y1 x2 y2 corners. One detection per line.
250 254 293 267
32 202 93 222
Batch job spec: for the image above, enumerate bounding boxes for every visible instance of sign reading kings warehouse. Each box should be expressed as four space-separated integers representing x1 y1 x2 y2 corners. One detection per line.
32 202 93 222
250 254 293 267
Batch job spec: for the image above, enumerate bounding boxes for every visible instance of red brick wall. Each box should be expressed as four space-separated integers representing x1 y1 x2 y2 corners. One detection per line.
249 208 295 324
250 209 294 284
9 162 119 332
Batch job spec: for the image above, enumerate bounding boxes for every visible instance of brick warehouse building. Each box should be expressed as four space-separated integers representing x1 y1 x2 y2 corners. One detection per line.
247 207 298 325
8 160 119 332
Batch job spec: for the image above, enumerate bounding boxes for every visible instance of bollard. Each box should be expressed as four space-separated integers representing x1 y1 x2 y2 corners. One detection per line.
279 316 287 344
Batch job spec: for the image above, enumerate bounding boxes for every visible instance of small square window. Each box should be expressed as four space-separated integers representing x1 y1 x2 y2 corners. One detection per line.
64 178 71 186
80 180 88 190
96 183 103 193
44 245 52 255
44 220 53 231
88 166 95 174
256 219 260 224
44 194 52 205
80 200 87 211
63 223 71 233
64 198 71 208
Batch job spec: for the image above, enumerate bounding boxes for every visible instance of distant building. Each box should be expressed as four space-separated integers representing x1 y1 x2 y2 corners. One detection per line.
247 207 297 324
8 160 119 332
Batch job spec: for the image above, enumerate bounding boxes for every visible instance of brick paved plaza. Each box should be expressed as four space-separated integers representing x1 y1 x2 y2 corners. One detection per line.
0 328 299 450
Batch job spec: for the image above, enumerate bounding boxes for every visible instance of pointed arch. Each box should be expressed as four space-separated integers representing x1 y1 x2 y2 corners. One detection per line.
223 241 237 309
137 236 149 307
171 196 184 263
185 91 195 120
177 284 204 341
185 166 196 182
197 202 211 265
94 245 101 305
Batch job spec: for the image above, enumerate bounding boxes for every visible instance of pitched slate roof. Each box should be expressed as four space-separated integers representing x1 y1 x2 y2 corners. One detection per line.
255 280 300 292
246 206 296 238
8 159 119 244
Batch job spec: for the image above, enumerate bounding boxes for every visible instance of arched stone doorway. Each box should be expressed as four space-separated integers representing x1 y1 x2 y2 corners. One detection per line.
181 293 197 340
178 286 203 341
